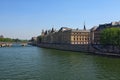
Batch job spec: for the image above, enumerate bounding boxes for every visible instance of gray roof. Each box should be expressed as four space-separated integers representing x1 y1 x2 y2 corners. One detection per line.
91 26 98 31
70 29 90 32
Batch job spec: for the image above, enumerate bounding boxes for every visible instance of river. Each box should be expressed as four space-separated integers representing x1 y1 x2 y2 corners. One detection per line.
0 46 120 80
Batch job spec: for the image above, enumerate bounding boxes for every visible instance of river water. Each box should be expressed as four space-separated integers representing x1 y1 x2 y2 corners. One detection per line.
0 46 120 80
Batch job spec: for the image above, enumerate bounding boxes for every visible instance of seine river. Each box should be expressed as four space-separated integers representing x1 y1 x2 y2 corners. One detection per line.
0 45 120 80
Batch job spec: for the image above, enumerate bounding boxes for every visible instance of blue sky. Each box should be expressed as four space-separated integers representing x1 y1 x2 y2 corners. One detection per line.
0 0 120 39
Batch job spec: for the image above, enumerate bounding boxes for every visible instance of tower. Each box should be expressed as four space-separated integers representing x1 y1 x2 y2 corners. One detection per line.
51 27 55 33
44 30 48 35
83 21 86 30
41 29 45 36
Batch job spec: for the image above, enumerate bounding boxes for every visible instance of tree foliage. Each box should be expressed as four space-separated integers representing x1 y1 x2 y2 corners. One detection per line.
0 38 28 42
100 27 120 47
0 38 13 42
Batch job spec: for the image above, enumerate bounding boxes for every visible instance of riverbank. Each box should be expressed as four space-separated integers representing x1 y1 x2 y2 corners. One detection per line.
31 43 120 57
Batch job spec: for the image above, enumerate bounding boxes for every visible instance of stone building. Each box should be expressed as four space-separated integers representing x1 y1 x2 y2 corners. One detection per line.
31 37 37 44
41 26 91 45
90 26 98 44
70 29 90 44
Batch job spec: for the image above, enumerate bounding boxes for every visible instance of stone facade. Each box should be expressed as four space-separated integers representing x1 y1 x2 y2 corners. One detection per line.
41 27 90 45
38 43 91 52
70 29 90 44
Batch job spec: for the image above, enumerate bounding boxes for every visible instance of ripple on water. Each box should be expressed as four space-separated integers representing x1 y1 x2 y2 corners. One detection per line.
0 47 120 80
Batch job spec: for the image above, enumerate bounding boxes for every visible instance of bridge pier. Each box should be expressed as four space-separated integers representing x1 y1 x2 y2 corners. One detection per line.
21 43 28 46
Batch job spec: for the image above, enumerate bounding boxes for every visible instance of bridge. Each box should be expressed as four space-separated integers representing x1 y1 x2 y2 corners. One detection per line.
0 42 28 47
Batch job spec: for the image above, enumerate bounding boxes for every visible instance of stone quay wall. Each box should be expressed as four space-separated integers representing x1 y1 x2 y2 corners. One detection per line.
37 43 95 53
36 43 120 57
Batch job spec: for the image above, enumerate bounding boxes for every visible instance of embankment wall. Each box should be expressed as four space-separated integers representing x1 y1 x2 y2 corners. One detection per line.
36 43 120 57
37 43 95 53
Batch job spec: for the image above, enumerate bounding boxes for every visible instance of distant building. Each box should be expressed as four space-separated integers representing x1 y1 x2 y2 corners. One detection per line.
41 25 91 45
90 26 98 44
31 37 37 42
40 21 120 45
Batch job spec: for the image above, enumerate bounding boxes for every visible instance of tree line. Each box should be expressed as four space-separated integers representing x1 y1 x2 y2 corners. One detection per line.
0 38 28 43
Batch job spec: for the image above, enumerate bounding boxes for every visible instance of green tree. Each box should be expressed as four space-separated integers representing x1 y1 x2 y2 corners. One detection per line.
0 38 13 42
100 27 120 47
0 38 28 43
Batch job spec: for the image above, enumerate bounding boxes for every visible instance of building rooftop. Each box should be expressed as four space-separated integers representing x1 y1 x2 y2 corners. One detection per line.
91 26 98 31
70 29 90 32
58 27 72 32
96 21 120 31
